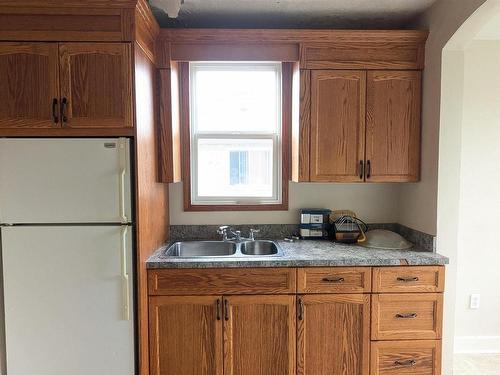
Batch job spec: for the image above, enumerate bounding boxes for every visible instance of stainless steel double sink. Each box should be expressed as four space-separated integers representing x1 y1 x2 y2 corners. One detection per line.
164 240 283 258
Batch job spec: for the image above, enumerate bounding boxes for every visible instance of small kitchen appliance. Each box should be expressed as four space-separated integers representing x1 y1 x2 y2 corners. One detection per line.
299 208 331 239
330 210 367 244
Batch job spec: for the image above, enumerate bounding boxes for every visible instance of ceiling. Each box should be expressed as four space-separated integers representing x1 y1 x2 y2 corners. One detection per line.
149 0 438 29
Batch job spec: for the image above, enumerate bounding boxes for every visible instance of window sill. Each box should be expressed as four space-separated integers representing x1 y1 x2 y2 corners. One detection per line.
184 202 289 212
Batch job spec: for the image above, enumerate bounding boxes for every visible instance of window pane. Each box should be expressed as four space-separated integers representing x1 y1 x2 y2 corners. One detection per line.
192 64 280 133
197 138 274 198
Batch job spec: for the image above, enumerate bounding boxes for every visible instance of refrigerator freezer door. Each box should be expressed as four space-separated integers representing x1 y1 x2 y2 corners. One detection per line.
1 225 135 375
0 138 132 224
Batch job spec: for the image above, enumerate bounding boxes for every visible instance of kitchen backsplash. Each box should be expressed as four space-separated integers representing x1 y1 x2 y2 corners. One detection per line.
169 223 435 252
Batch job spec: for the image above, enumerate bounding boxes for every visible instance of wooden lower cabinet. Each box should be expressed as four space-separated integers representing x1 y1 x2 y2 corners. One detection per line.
371 340 442 375
149 294 295 375
224 295 296 375
149 296 223 375
148 267 445 375
372 293 443 340
297 294 370 375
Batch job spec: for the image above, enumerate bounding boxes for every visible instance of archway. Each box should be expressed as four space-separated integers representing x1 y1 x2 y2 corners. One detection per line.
438 0 500 373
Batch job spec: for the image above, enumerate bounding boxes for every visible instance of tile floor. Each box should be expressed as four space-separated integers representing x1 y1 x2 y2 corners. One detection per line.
454 354 500 375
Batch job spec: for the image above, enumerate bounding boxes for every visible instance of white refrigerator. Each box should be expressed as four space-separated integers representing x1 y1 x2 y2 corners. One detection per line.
0 138 135 375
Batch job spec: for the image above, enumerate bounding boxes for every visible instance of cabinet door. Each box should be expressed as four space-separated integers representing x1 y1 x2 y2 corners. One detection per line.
149 296 223 375
297 294 370 375
224 295 296 375
59 43 133 128
0 43 59 128
310 70 366 182
366 71 421 182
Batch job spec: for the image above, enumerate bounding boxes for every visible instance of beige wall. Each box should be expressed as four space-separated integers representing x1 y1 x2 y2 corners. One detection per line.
453 40 500 351
169 181 400 225
399 0 487 236
415 0 500 372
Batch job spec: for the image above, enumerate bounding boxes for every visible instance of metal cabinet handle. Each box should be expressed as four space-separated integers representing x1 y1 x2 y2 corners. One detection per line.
397 277 419 282
395 313 418 319
224 298 229 321
52 98 59 124
298 298 304 320
395 359 417 367
216 299 221 321
120 226 130 321
359 160 364 180
118 138 128 223
322 277 344 283
366 160 371 179
60 97 68 125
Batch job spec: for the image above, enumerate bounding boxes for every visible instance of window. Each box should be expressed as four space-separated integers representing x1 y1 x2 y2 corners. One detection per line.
189 62 283 207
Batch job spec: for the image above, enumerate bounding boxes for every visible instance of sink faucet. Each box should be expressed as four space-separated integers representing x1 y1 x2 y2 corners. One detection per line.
217 226 232 241
248 228 260 240
217 226 260 241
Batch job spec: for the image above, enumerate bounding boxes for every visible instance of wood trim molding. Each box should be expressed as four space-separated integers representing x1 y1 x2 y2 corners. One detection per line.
0 1 158 44
156 29 427 70
0 127 135 137
170 43 299 62
159 29 429 44
291 69 310 182
157 66 181 183
179 61 291 212
133 46 170 375
0 7 131 42
134 0 159 62
0 0 139 8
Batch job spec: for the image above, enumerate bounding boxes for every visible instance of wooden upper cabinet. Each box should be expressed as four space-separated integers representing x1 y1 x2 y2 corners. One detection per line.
310 71 366 182
224 295 296 375
0 43 59 129
59 43 133 128
149 296 223 375
297 294 370 375
366 71 421 182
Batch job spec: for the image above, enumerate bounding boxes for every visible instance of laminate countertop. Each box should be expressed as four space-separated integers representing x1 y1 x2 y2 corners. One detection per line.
146 240 449 269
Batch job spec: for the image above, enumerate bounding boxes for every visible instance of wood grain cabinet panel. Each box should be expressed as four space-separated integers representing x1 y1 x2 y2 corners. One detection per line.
366 71 421 182
148 268 297 295
297 267 371 293
149 296 223 375
0 43 59 128
59 43 133 128
372 294 443 340
302 42 424 70
310 70 366 182
371 340 442 375
297 294 370 375
224 295 296 375
373 267 445 293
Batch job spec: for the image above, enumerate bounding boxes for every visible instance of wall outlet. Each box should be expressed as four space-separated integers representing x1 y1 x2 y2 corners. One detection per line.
469 294 480 309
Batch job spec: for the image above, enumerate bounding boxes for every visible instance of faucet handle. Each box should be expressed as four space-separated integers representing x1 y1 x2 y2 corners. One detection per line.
249 228 260 240
217 225 229 234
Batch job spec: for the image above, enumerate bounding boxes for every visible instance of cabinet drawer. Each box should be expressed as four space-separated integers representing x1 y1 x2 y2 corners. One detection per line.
297 267 371 293
372 294 443 340
148 268 296 295
373 267 445 293
371 340 441 375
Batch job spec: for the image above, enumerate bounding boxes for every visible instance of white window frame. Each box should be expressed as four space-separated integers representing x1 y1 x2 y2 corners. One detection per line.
189 62 283 206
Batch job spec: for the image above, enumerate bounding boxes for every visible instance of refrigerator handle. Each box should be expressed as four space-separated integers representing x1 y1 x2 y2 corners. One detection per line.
120 225 130 321
118 138 128 223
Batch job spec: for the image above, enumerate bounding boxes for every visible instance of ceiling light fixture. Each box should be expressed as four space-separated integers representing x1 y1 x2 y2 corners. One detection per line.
150 0 184 18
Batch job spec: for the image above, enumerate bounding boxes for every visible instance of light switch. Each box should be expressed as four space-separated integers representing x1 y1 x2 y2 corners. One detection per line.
469 294 480 309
